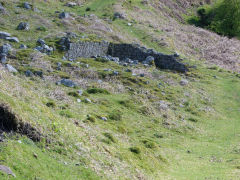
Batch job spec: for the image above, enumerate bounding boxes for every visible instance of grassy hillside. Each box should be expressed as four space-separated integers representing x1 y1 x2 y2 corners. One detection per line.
0 0 240 179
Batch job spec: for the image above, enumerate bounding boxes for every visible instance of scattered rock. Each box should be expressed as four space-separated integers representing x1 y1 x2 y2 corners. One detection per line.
34 71 43 78
180 79 189 86
25 70 34 77
158 101 169 110
0 54 7 63
33 7 40 12
59 12 70 19
58 79 76 88
65 2 77 7
113 71 119 76
114 12 125 19
37 38 45 46
58 37 71 51
23 2 32 10
143 56 155 65
35 39 53 55
0 44 11 55
56 62 62 70
33 153 38 159
0 3 5 13
17 22 30 30
66 32 77 38
97 79 103 84
84 98 91 103
0 31 11 39
141 0 149 5
6 37 19 43
77 89 83 96
101 117 107 121
174 52 180 57
5 64 18 73
0 165 16 177
0 44 12 64
19 44 27 49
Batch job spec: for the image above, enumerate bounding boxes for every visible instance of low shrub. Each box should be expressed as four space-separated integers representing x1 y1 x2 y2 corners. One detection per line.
87 88 110 94
68 91 80 98
46 101 56 108
129 147 141 154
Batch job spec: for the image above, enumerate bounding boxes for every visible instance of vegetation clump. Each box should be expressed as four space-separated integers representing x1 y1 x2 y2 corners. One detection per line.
188 0 240 37
87 88 110 94
103 132 116 143
129 147 141 154
46 101 56 108
108 110 122 121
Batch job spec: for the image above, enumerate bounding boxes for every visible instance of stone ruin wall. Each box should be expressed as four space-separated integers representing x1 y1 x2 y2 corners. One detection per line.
65 41 188 72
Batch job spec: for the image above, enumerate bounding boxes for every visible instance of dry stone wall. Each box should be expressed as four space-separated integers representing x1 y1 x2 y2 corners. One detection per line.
65 41 109 61
65 41 188 72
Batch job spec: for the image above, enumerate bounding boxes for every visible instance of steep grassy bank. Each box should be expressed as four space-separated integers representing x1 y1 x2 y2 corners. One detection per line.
0 0 240 179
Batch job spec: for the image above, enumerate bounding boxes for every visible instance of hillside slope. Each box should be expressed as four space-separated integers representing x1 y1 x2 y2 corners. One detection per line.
0 0 240 179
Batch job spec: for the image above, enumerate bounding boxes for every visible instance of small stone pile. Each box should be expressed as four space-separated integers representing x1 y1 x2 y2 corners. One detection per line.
34 38 53 55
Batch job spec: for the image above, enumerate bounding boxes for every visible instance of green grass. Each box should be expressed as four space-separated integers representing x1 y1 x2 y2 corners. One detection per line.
0 0 240 179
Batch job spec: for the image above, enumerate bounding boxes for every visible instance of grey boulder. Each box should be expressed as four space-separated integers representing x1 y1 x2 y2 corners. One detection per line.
6 64 18 73
23 2 31 9
0 3 5 13
25 70 34 77
6 37 19 43
0 44 12 54
180 79 189 86
0 165 16 177
0 54 7 63
65 2 77 7
58 79 76 87
0 31 11 39
17 22 30 30
59 12 70 19
20 44 27 49
143 56 155 65
37 38 45 46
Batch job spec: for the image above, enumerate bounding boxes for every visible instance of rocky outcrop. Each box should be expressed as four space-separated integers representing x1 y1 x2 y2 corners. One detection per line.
64 40 188 72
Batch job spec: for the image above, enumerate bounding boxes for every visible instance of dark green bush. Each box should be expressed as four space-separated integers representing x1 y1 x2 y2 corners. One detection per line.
46 101 56 108
95 57 109 63
86 115 96 123
119 100 134 108
87 88 110 94
68 91 80 97
188 0 240 37
37 26 47 32
142 140 156 149
129 147 141 154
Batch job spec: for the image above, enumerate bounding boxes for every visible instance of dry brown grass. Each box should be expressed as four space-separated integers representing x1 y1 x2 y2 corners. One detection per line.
119 0 240 72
